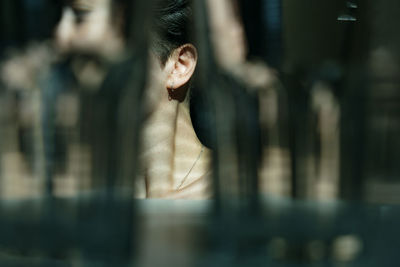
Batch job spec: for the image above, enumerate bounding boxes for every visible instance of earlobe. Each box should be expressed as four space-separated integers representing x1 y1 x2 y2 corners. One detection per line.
166 44 198 92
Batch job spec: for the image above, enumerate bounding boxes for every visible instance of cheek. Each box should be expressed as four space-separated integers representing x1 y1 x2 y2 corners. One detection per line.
55 8 76 51
142 58 168 112
74 10 111 47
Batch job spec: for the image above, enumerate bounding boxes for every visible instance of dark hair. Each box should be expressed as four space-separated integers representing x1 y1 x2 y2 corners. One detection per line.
152 0 192 63
114 0 192 64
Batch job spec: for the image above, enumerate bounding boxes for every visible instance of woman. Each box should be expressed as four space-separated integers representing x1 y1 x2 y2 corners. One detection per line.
54 0 213 199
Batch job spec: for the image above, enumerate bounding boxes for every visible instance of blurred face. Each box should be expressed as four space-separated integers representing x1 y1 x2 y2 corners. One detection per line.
55 0 124 57
55 0 170 105
54 0 196 108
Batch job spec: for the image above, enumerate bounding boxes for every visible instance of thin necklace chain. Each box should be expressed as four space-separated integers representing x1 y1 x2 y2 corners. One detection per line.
176 145 204 190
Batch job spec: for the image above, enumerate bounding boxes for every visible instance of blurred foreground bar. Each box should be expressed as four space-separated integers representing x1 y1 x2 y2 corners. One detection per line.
1 197 400 266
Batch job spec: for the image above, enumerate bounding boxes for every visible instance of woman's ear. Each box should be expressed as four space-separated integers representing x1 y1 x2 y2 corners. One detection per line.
165 44 198 90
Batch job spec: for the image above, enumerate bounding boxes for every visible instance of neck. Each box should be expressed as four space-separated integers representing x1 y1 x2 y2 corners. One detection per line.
139 93 211 198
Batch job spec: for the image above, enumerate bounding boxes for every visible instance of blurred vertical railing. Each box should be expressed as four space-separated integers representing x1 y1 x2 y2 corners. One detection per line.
192 1 263 266
76 0 157 265
192 0 260 214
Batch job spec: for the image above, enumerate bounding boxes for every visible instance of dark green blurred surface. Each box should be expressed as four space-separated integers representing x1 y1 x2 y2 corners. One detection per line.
1 196 399 267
